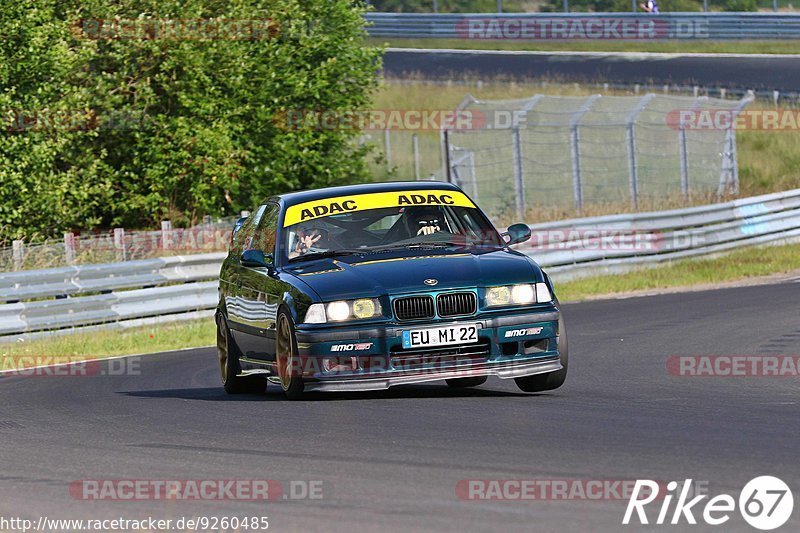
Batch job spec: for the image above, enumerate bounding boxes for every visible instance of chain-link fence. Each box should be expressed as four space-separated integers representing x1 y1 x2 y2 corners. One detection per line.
441 92 752 222
0 216 239 272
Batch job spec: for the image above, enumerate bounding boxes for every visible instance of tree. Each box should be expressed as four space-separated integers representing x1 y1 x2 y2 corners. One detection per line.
0 0 382 241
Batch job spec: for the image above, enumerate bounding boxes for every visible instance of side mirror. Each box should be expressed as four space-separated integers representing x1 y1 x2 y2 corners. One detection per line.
241 249 273 268
503 223 532 246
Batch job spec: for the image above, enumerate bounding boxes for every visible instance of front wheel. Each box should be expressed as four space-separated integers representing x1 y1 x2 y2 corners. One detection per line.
515 310 568 393
217 314 267 394
276 310 305 400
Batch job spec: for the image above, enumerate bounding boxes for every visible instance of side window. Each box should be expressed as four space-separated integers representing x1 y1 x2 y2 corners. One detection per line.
251 204 280 256
231 205 266 255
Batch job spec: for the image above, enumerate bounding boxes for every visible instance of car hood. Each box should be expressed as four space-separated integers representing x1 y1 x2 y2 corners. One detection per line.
284 249 544 301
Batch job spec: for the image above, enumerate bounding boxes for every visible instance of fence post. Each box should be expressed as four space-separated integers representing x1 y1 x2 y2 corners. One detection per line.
161 220 172 251
508 95 544 221
719 91 754 196
443 129 452 183
468 151 478 200
512 126 525 221
12 240 24 271
384 129 392 170
625 94 656 210
114 228 126 262
679 97 707 200
412 133 421 180
570 95 600 212
64 232 76 265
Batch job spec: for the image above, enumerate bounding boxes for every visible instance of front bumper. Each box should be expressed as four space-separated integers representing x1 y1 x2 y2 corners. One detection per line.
294 306 563 392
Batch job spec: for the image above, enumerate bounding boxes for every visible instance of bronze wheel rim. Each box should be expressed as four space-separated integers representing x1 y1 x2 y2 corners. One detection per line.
276 315 294 390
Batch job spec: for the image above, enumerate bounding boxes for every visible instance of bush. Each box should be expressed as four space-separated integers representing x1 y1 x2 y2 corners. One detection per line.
0 0 381 242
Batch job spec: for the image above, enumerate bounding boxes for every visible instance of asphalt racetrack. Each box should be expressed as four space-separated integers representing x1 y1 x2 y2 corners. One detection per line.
384 48 800 95
1 281 799 532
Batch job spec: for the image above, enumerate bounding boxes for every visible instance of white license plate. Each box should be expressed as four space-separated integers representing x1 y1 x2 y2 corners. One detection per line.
401 324 478 349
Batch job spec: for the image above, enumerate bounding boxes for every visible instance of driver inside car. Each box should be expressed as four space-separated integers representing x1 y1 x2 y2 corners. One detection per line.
404 206 445 237
288 225 330 259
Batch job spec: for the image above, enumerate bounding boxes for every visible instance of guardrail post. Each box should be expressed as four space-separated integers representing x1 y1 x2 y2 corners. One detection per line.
161 220 172 251
12 240 24 271
626 94 656 211
570 95 600 212
64 232 76 265
114 228 126 262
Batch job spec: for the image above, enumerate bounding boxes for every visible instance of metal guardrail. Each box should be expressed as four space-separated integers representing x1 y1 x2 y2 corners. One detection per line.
2 188 799 340
521 188 800 279
365 13 800 40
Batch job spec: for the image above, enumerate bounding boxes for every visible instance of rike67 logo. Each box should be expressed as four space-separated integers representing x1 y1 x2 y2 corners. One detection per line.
623 477 794 530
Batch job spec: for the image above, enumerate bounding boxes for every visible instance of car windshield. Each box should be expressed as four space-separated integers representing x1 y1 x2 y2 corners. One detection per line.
284 190 503 261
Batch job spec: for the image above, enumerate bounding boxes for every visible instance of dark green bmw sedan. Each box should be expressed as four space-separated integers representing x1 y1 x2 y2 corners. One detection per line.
217 181 567 399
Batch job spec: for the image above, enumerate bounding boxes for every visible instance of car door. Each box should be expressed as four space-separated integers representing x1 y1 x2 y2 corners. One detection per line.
226 204 265 355
232 203 283 361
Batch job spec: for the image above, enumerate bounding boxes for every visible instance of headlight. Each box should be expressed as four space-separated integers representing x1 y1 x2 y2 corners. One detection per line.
511 284 535 304
327 301 351 322
302 299 383 324
486 283 552 307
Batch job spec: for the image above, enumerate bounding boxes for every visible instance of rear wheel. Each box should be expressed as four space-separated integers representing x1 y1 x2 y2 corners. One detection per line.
515 310 568 393
445 376 487 388
217 314 267 394
276 310 305 400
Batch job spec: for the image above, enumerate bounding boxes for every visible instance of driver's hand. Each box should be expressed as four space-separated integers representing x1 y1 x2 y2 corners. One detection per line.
296 232 321 254
417 225 440 236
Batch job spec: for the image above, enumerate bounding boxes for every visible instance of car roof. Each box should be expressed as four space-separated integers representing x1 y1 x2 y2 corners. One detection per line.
269 181 462 208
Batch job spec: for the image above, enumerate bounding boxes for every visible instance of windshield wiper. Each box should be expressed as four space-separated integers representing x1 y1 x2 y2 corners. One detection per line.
287 249 361 263
368 242 463 252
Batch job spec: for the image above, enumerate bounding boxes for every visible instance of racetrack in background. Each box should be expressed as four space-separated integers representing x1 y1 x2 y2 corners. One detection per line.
384 48 800 96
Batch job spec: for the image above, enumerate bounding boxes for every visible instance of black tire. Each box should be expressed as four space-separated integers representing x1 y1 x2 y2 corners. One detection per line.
276 309 305 400
217 313 267 394
514 309 568 393
445 376 488 388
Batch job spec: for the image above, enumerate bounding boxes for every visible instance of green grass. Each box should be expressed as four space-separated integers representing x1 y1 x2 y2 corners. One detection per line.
373 38 800 55
557 241 800 301
0 318 215 369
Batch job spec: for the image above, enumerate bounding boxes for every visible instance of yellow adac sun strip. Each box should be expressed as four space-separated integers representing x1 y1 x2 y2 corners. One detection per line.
283 189 475 227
